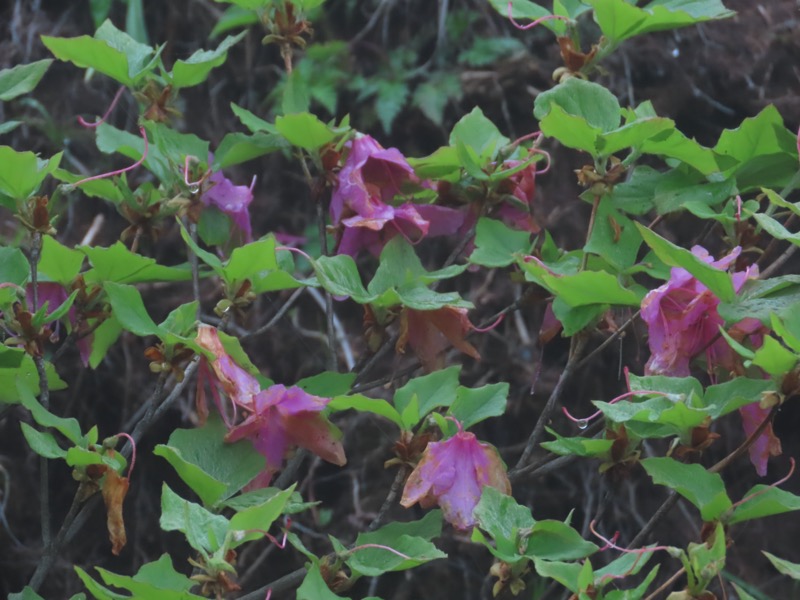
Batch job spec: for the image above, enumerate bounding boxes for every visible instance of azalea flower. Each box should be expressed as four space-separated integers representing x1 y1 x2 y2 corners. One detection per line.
739 402 782 477
195 325 261 421
225 384 346 488
641 246 756 377
331 134 463 256
494 159 541 234
400 428 511 529
396 306 481 372
195 326 345 488
640 246 782 475
202 168 256 243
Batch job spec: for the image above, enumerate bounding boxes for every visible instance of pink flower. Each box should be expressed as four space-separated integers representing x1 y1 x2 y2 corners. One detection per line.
495 159 541 234
641 246 756 377
739 403 782 477
202 169 256 243
400 429 511 530
331 134 463 256
195 325 261 421
225 384 346 488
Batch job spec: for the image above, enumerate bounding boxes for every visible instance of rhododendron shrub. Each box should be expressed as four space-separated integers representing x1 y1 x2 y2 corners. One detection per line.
5 2 800 600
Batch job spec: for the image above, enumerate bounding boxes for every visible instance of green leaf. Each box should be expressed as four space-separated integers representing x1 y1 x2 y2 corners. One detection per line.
155 415 266 507
229 485 294 537
586 0 734 44
313 254 371 301
38 235 84 287
541 428 615 458
635 224 736 302
375 79 409 133
103 282 159 336
82 242 192 284
449 382 508 429
213 131 287 168
230 102 277 133
347 511 446 576
752 212 800 247
160 484 229 554
641 457 732 521
702 378 774 418
751 336 798 376
0 59 52 101
473 487 535 561
728 486 800 525
715 105 799 190
42 20 157 86
170 32 246 88
298 565 349 600
585 201 642 271
211 6 260 38
20 422 67 459
525 520 599 561
297 371 355 396
450 106 509 160
0 146 62 200
470 218 532 267
0 352 65 404
17 381 84 445
0 246 30 304
533 558 584 593
394 366 461 421
763 552 800 581
329 393 404 429
551 297 607 336
535 78 621 135
275 112 335 150
89 316 123 369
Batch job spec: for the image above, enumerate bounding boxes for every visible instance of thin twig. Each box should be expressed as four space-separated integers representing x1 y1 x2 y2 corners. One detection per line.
28 364 198 590
368 465 409 531
643 567 686 600
511 334 588 472
242 287 305 339
576 310 639 370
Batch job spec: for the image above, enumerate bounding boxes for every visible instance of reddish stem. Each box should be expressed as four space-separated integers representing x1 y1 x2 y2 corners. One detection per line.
473 313 504 333
589 520 673 583
77 86 126 128
348 543 413 561
506 3 570 31
276 245 314 263
444 415 465 434
729 457 795 512
562 389 673 425
112 432 136 478
74 126 149 187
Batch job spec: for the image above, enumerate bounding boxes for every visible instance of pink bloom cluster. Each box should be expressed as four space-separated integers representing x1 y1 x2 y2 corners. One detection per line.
331 135 462 256
196 325 345 488
401 429 510 530
640 246 781 475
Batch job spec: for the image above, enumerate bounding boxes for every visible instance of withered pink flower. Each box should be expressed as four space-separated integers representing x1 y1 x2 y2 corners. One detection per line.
396 306 481 372
641 246 756 377
225 384 346 488
401 429 511 530
331 134 462 256
195 324 260 420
